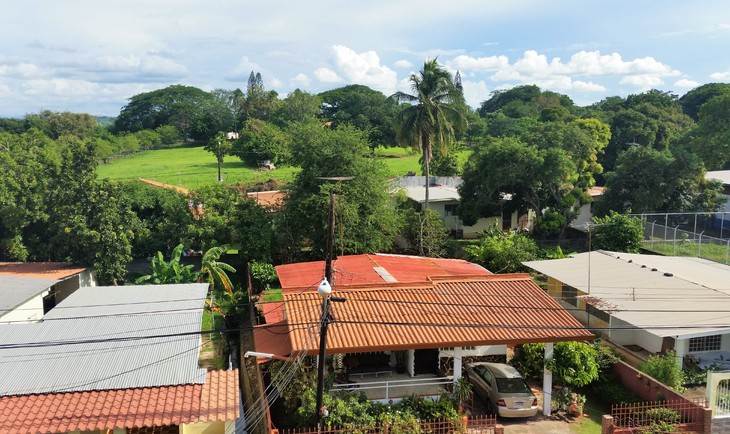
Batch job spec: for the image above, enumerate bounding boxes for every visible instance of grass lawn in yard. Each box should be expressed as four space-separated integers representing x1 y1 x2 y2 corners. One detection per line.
97 143 473 189
643 240 730 265
571 401 606 434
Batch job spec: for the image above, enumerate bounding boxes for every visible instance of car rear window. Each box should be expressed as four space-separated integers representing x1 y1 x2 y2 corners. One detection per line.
496 378 531 393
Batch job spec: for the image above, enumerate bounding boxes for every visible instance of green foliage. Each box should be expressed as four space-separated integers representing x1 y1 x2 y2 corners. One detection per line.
399 208 449 257
199 244 236 293
689 93 730 170
513 341 599 387
591 380 641 405
534 211 566 239
639 350 685 392
135 244 199 284
249 261 278 290
464 226 541 273
552 386 586 412
231 118 290 166
590 211 644 253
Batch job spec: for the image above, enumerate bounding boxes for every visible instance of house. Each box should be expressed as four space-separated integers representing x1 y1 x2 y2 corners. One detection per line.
569 186 605 230
705 170 730 227
524 251 730 368
392 176 533 238
0 283 240 434
0 262 95 323
255 260 592 414
275 253 491 292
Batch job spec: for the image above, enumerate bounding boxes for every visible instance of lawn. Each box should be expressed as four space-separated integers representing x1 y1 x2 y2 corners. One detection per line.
97 143 473 189
643 240 730 265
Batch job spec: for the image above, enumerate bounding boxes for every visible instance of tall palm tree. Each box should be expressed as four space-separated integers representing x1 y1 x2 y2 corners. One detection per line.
391 59 466 210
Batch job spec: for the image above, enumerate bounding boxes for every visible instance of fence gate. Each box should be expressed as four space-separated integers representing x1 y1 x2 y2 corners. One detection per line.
708 371 730 417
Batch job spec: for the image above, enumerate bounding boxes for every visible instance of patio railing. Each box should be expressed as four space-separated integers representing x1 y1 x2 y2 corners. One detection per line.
330 376 454 402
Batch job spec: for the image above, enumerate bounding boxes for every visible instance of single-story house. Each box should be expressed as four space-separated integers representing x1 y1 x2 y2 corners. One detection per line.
524 251 730 368
0 283 240 434
254 265 592 414
706 170 730 226
0 262 95 323
392 176 533 238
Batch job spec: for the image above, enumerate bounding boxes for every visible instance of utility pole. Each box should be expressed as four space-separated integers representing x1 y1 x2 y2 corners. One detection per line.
316 193 345 429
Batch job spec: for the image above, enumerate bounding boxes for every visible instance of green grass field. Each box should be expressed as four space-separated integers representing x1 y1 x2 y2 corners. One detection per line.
97 143 472 189
643 240 730 265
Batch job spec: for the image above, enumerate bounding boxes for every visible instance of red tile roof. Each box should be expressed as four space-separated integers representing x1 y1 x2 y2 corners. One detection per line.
276 254 491 291
255 275 592 356
247 190 286 209
0 370 238 434
0 262 87 280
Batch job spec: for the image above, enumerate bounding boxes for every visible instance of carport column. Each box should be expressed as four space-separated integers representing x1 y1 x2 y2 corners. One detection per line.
453 346 463 382
542 342 553 416
674 338 686 369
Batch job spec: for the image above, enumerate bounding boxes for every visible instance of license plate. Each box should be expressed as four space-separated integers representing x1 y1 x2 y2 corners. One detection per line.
514 401 524 407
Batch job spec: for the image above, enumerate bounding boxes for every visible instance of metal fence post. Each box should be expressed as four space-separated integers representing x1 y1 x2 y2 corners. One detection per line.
651 221 656 247
698 231 704 258
673 225 679 254
726 239 729 265
722 213 727 240
665 214 669 240
694 213 698 239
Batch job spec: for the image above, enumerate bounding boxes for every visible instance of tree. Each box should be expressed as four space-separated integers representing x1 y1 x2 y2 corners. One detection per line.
464 226 542 273
689 93 730 170
113 85 233 140
135 244 199 284
204 132 232 182
199 244 236 293
241 71 280 122
319 84 399 149
231 119 290 167
399 207 449 257
391 59 466 210
590 211 644 253
270 89 322 127
280 121 399 260
678 82 730 120
512 341 599 387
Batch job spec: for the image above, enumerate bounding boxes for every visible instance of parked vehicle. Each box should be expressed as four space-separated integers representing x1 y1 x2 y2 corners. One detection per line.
464 362 538 418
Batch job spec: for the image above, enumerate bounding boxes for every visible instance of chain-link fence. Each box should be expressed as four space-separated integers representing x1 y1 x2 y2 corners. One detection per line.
632 212 730 264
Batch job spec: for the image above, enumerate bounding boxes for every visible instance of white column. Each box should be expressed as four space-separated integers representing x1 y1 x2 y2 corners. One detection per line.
674 338 686 369
453 346 463 382
542 342 554 416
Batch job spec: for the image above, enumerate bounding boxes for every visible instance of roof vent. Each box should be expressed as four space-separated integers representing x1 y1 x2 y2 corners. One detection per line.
651 268 657 271
628 260 633 263
641 265 647 268
664 272 673 277
373 266 397 283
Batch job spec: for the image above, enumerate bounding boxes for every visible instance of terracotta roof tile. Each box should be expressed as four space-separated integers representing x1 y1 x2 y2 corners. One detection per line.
276 254 491 290
0 262 87 280
275 274 592 355
0 370 239 434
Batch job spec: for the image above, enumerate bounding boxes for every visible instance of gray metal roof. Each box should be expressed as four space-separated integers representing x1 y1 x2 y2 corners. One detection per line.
0 283 210 396
523 251 730 338
0 274 56 315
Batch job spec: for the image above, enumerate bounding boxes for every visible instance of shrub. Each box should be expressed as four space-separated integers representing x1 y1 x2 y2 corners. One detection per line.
591 376 641 405
639 351 685 392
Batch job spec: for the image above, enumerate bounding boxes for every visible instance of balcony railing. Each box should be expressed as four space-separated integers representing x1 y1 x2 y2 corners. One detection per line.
330 375 454 402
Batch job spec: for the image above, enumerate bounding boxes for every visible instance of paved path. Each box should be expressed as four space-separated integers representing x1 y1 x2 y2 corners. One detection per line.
500 416 577 434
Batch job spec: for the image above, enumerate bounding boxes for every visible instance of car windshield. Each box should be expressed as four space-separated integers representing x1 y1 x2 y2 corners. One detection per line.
496 378 531 394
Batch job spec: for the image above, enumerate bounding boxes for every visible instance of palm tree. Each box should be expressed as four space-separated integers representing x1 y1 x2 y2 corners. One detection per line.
199 244 236 294
391 59 466 210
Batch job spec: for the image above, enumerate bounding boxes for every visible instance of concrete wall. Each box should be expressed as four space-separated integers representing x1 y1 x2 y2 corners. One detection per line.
182 420 233 434
0 291 46 323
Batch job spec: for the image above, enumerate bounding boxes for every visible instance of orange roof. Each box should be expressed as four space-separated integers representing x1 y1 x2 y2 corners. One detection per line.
247 190 286 209
259 301 285 324
0 262 87 280
276 254 491 291
256 274 592 356
0 370 238 434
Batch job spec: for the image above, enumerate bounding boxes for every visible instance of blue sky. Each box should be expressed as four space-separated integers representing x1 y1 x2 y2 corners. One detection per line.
1 0 729 117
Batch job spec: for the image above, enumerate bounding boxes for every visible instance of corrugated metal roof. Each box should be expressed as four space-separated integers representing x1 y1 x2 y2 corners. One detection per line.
272 274 592 355
0 283 209 396
0 262 88 315
276 253 490 290
0 369 239 434
523 251 730 338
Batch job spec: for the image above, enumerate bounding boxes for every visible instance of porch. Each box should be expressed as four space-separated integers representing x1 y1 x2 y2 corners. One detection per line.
330 373 454 403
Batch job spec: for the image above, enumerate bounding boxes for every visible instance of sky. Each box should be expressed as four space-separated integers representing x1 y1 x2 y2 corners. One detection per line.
1 0 729 117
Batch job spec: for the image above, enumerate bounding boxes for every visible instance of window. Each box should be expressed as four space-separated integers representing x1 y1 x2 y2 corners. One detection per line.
689 335 722 352
444 204 458 216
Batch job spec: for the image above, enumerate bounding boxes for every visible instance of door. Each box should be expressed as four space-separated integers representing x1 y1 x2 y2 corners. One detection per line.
414 349 439 375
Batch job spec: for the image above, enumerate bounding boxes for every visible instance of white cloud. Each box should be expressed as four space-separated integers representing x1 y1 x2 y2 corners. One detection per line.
461 79 489 108
619 74 665 89
447 54 510 72
290 73 310 88
674 78 699 88
394 59 413 69
326 45 398 95
710 67 730 81
314 67 342 83
23 78 100 97
0 61 42 78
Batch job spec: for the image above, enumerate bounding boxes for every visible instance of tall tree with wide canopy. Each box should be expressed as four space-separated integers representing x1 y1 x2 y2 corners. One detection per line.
391 59 466 210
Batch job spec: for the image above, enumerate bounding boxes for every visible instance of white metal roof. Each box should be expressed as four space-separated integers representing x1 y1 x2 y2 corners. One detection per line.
523 251 730 339
0 275 56 315
706 170 730 186
401 185 461 204
0 283 209 396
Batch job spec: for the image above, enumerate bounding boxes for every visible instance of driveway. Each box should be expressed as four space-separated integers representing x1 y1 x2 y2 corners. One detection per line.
500 415 577 434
